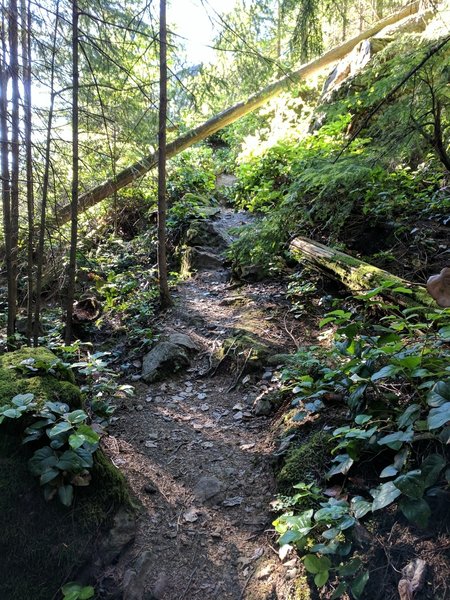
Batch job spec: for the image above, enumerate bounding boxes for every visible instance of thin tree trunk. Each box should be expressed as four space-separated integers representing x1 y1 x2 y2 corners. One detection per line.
34 0 60 345
65 0 79 343
22 0 34 344
54 0 422 225
0 2 13 341
157 0 172 308
8 0 20 343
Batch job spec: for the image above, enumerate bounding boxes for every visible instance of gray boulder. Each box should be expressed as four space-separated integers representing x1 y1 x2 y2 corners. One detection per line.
142 342 190 383
142 332 198 382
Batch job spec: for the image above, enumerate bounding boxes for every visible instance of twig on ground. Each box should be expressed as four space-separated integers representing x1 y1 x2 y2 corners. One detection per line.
226 348 252 393
180 566 198 600
166 441 189 465
209 340 237 377
282 311 300 349
239 566 257 600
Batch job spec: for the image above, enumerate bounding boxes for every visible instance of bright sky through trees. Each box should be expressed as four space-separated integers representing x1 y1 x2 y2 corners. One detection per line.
170 0 238 63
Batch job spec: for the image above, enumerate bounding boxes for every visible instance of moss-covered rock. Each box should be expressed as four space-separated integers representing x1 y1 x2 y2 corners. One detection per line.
221 329 272 368
0 347 81 408
0 347 133 599
276 431 333 493
0 435 131 600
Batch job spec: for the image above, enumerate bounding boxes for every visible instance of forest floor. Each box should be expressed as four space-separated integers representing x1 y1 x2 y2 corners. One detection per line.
101 207 316 600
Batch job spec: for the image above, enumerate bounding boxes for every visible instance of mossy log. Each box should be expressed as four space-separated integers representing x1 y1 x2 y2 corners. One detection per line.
290 236 436 307
54 2 421 225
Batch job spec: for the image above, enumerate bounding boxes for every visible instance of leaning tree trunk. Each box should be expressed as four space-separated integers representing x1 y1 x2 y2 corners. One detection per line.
290 237 436 307
53 1 422 225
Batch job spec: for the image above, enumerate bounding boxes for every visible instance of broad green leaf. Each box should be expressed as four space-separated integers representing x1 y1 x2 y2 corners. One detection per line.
439 427 450 444
322 527 339 540
22 430 44 444
427 381 450 407
62 592 79 600
330 581 347 599
40 468 60 485
303 554 331 574
45 401 70 414
351 497 372 519
371 482 401 511
394 470 424 499
76 424 100 445
314 570 329 587
79 586 95 599
327 454 354 478
438 325 450 340
351 570 369 598
74 447 94 469
58 450 84 471
278 530 304 546
348 384 367 409
427 403 450 430
315 503 349 523
69 434 86 450
11 393 34 406
421 454 445 487
66 410 88 424
394 355 421 370
371 364 400 381
28 447 58 475
58 484 74 507
338 557 362 577
62 582 82 594
380 465 398 478
2 408 22 419
47 421 73 438
319 316 336 328
399 497 431 528
354 414 372 425
338 515 356 530
397 404 421 428
377 430 413 450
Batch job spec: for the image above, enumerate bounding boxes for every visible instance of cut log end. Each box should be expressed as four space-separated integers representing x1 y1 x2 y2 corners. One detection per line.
72 297 102 324
426 267 450 307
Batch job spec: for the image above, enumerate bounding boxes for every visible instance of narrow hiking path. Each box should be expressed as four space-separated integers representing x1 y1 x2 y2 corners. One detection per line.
101 207 316 599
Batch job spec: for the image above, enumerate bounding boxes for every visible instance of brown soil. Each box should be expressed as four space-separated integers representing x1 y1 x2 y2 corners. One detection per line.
101 210 316 599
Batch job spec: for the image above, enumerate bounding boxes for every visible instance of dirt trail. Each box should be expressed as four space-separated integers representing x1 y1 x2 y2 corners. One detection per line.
104 208 311 600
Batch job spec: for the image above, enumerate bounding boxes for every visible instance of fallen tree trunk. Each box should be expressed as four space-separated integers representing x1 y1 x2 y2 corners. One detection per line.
55 1 421 225
290 236 436 307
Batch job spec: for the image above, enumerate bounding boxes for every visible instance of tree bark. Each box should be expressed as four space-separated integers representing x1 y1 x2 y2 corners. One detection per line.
8 0 20 342
22 0 34 344
34 0 60 345
65 0 79 343
0 2 13 341
290 236 436 307
157 0 172 308
54 1 421 225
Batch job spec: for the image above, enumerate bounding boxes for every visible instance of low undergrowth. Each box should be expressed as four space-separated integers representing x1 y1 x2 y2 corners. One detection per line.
228 33 450 279
273 285 450 599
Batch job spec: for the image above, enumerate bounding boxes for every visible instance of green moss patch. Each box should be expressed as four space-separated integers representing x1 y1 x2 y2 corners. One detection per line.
276 431 333 493
0 435 130 600
0 348 132 599
0 347 80 408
